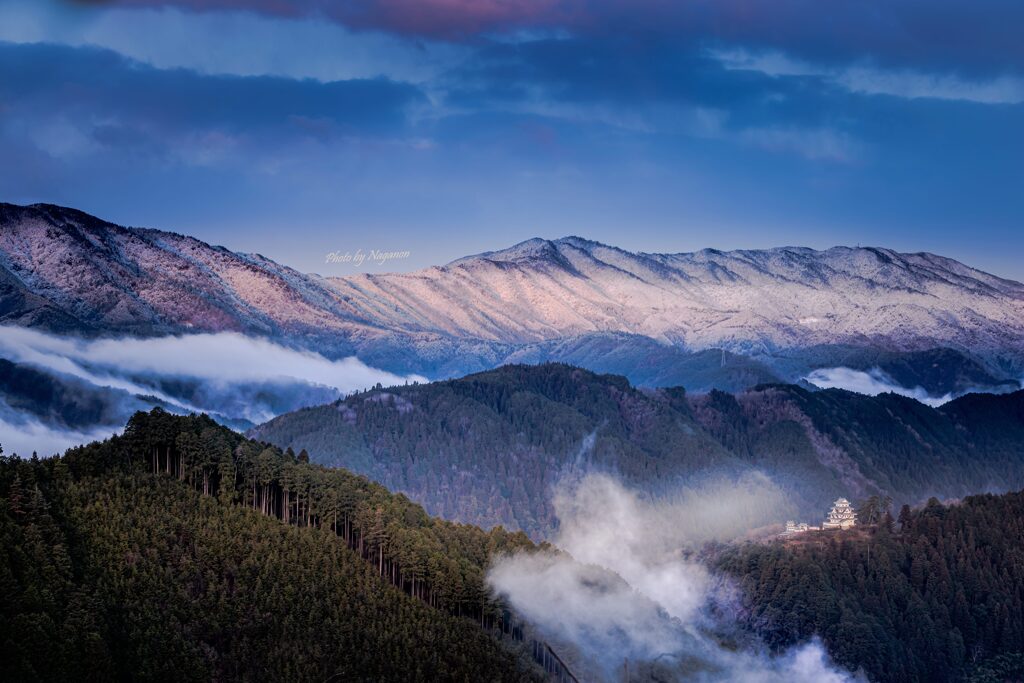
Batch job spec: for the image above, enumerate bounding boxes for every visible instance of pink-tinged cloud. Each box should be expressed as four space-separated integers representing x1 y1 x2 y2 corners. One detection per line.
335 0 579 38
65 0 1024 74
71 0 587 37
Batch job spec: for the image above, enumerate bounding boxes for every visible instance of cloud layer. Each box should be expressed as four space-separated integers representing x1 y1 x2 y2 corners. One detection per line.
0 399 118 458
63 0 1024 77
0 326 423 455
0 40 421 157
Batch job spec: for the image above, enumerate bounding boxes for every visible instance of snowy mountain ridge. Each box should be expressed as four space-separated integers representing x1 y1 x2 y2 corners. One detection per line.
2 202 1023 389
329 235 1024 356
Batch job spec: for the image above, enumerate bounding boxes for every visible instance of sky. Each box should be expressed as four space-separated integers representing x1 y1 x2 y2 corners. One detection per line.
1 0 1022 279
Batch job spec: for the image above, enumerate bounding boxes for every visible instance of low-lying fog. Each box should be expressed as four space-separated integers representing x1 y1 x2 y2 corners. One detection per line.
806 366 956 406
489 473 861 682
0 325 423 456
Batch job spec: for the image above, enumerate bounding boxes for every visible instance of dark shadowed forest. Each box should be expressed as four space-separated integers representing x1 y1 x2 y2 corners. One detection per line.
0 409 545 682
718 493 1024 683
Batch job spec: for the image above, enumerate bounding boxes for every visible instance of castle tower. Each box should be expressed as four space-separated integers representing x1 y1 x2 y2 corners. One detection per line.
823 497 857 529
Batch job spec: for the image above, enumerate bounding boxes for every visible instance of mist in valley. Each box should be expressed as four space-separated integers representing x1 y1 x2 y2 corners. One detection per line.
489 473 859 682
0 325 423 455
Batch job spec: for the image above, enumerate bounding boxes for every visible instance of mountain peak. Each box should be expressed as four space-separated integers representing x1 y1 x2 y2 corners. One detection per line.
446 238 977 279
447 235 617 268
553 235 611 251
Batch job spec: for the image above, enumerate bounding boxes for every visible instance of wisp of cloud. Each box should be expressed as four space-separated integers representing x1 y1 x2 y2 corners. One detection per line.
804 366 953 406
0 397 118 458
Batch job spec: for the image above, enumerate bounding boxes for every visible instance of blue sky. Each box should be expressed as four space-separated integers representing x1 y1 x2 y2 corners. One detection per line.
1 0 1022 278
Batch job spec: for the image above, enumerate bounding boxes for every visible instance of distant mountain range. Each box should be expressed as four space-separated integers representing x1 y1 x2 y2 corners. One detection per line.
345 235 1024 357
250 363 1024 539
2 202 1023 400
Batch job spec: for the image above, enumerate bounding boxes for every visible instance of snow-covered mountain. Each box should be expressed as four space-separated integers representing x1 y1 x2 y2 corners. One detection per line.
0 203 385 351
2 202 1023 394
330 235 1024 356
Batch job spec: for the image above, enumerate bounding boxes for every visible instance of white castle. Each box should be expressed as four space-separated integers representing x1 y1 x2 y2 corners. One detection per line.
782 497 857 536
822 498 857 530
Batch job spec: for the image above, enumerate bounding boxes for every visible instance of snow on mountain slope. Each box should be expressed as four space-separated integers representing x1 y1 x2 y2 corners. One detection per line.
0 202 381 343
3 202 1024 386
326 236 1024 357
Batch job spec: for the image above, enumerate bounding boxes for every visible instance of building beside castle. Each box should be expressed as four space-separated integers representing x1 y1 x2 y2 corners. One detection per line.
822 498 857 529
783 520 818 535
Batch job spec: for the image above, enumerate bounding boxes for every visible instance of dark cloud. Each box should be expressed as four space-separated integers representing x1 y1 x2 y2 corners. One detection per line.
58 0 1024 76
0 40 424 156
2 14 1022 281
442 36 853 136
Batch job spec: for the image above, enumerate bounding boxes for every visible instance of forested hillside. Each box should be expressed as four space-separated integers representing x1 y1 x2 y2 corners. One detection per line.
717 493 1024 683
252 364 1024 538
252 364 744 536
0 409 543 682
690 385 1024 510
8 406 1024 682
